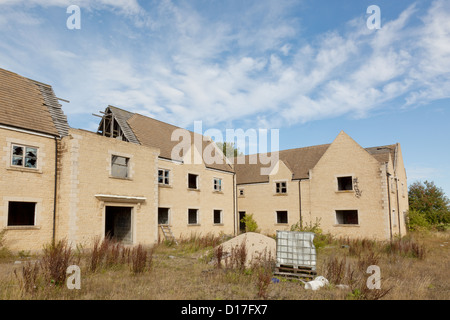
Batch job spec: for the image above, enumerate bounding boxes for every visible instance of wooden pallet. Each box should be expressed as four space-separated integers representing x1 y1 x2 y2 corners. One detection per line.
274 264 317 280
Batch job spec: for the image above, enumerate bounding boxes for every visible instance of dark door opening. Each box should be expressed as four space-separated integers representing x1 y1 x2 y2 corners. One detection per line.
105 206 132 244
239 211 246 233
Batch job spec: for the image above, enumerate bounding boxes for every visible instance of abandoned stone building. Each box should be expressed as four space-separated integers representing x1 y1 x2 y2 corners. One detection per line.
0 68 408 251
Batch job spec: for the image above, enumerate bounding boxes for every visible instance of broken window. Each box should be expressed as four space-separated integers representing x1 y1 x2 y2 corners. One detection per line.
11 145 38 169
8 202 36 226
158 208 170 225
276 211 288 224
213 178 222 192
158 169 170 185
336 210 359 225
275 181 287 194
111 155 129 178
188 174 198 189
337 176 353 191
188 209 199 225
213 210 222 224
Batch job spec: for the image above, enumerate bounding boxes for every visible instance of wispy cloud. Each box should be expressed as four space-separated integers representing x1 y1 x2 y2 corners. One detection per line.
0 0 449 130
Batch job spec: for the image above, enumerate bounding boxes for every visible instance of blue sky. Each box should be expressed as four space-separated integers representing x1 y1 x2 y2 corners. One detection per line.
0 0 449 196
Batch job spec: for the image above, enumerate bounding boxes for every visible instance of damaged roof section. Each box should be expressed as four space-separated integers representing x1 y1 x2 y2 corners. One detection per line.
0 68 69 137
96 106 140 144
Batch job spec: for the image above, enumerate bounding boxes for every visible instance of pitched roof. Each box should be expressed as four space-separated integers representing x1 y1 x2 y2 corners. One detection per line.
0 68 68 137
234 144 330 184
127 113 234 173
235 143 397 185
105 106 140 144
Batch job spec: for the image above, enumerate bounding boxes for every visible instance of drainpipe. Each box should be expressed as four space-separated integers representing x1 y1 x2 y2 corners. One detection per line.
395 177 402 237
233 172 236 236
386 165 393 241
52 136 58 245
298 179 302 228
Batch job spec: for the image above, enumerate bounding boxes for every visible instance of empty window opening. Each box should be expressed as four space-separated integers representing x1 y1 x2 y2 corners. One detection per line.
276 181 287 194
11 145 38 169
213 210 222 224
276 211 288 224
158 169 170 185
213 178 222 192
188 174 198 189
337 176 353 191
336 210 359 225
239 211 246 233
158 208 170 225
111 155 129 179
188 209 199 225
105 206 132 244
8 202 36 226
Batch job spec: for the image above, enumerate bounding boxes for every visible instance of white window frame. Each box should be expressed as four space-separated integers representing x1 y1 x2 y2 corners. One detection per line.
158 169 170 185
213 177 222 192
10 144 39 170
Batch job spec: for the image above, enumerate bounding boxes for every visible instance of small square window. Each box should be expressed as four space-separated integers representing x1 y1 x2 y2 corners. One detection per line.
336 210 359 225
188 174 198 189
337 176 353 191
213 210 222 224
158 208 170 225
158 169 170 185
111 155 129 178
8 202 36 226
11 145 38 169
276 181 287 194
213 178 222 192
188 209 199 225
276 211 288 224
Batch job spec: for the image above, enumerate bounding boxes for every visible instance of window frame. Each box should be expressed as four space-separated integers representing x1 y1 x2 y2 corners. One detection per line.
158 207 170 225
7 201 37 226
111 155 130 179
337 176 354 191
11 144 39 170
188 173 199 190
276 210 289 224
335 210 359 225
158 169 170 186
275 181 287 194
213 209 223 225
188 208 199 225
213 177 222 192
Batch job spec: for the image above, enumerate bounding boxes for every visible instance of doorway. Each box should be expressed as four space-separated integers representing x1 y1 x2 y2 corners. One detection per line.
239 211 246 233
105 206 133 244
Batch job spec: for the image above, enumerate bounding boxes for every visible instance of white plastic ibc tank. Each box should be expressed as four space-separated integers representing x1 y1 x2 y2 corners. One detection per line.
276 230 317 270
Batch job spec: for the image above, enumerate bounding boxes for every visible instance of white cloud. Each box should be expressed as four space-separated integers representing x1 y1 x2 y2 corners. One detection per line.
0 0 449 130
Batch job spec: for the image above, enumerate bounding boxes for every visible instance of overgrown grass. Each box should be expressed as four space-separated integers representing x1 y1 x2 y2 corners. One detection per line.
1 230 448 300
